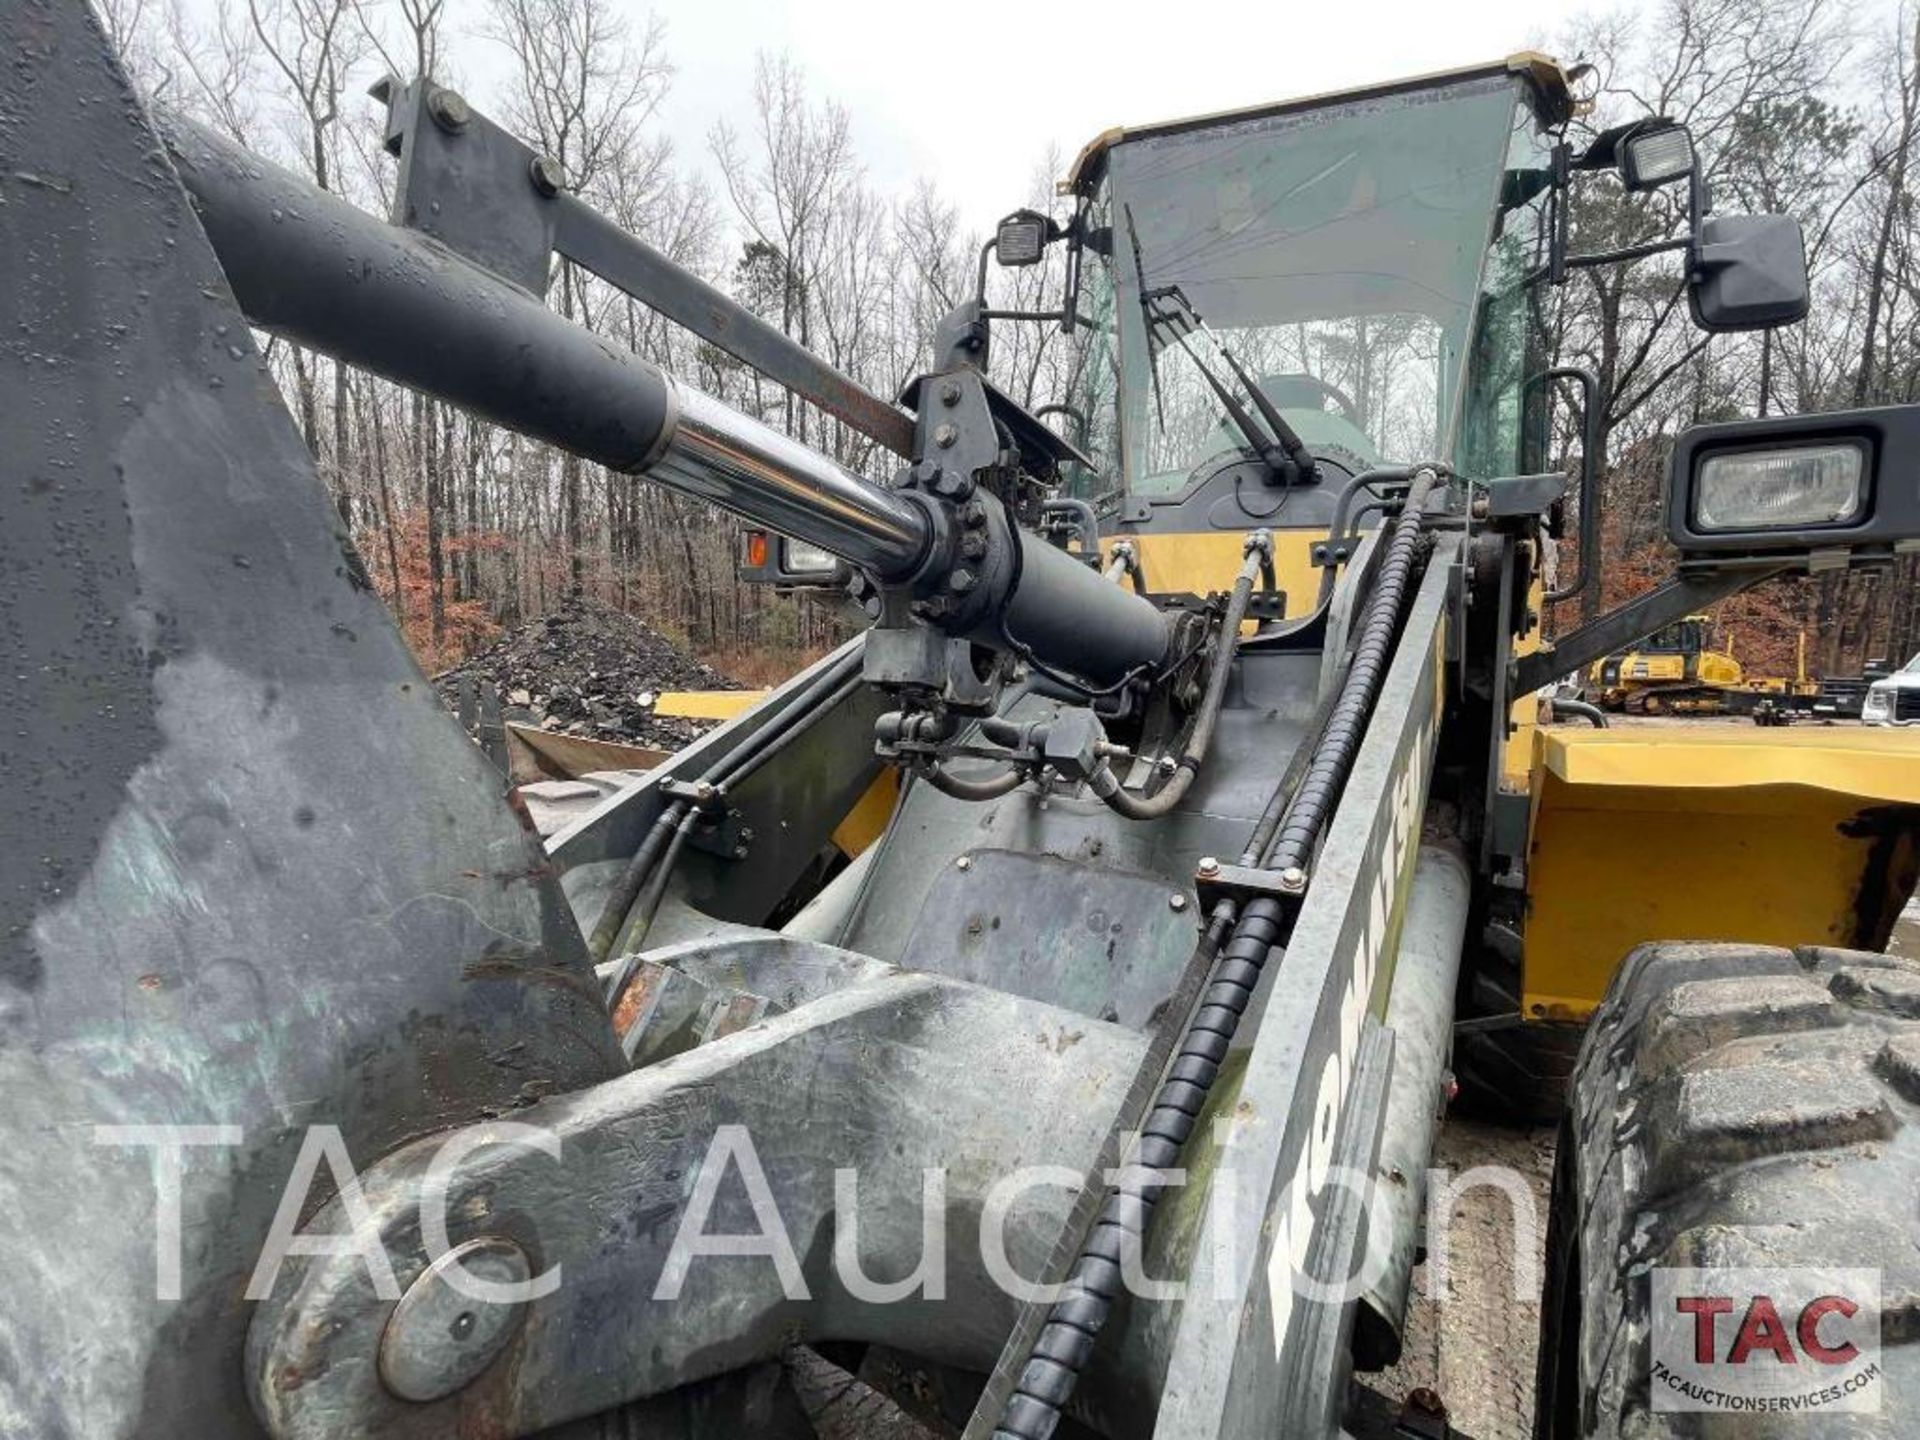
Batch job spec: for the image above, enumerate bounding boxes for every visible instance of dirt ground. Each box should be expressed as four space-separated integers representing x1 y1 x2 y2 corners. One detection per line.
1349 1119 1559 1440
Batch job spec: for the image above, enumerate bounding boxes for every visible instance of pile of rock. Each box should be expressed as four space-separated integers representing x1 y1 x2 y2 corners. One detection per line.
436 597 740 748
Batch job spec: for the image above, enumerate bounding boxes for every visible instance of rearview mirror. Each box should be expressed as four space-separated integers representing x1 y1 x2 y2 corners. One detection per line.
1689 214 1809 332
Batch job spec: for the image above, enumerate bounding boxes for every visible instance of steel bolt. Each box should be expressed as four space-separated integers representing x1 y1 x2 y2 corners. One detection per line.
956 856 972 871
948 567 977 595
1196 856 1220 877
1470 495 1491 520
1279 865 1308 893
1169 893 1188 913
958 531 987 561
933 422 958 449
938 380 962 407
426 86 471 134
528 154 566 197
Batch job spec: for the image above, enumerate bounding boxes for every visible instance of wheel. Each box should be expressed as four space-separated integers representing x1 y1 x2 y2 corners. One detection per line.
1454 1018 1584 1123
1538 941 1920 1437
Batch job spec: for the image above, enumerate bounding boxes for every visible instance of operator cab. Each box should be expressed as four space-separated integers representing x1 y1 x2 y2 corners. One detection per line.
1640 617 1710 653
1049 56 1575 545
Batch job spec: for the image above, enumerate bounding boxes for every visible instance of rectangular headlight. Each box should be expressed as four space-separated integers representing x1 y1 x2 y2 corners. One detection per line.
781 538 841 575
1693 442 1866 532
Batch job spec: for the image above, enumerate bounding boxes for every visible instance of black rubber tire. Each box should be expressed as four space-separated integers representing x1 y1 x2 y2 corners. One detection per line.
1454 1020 1585 1124
1538 940 1920 1437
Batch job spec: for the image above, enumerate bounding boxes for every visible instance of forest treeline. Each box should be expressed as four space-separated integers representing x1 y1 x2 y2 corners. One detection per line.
102 0 1920 680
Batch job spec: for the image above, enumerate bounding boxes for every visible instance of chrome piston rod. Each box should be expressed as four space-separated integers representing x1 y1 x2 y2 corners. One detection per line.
161 111 1177 686
159 113 930 581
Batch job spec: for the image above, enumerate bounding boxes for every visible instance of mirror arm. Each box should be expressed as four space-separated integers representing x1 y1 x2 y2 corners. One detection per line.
1542 134 1706 283
1549 141 1571 286
1560 234 1691 272
1060 207 1084 334
1534 365 1604 605
974 236 999 308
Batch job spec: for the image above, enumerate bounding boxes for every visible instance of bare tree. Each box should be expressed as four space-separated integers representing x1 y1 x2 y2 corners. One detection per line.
490 0 673 596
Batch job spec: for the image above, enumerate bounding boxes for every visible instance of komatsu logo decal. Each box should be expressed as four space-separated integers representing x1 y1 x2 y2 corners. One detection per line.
1265 705 1436 1360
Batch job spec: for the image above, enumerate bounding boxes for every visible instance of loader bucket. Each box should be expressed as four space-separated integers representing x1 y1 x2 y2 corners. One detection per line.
1522 725 1920 1019
0 7 621 1434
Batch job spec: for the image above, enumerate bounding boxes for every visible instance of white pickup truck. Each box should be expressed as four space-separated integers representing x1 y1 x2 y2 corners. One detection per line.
1863 653 1920 725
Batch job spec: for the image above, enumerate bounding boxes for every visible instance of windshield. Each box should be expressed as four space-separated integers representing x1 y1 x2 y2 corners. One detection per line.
1096 76 1525 495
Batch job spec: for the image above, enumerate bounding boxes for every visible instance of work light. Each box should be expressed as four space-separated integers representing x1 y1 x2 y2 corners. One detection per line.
1692 442 1867 532
782 537 841 575
995 210 1051 267
1621 123 1695 191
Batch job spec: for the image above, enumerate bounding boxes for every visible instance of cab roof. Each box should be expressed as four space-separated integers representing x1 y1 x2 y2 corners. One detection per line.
1060 52 1579 195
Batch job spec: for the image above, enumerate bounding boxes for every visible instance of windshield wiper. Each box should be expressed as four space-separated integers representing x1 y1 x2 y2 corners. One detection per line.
1121 204 1169 437
1148 284 1319 485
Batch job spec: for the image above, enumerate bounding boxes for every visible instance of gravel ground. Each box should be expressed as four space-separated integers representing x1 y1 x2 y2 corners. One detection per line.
1350 1119 1558 1439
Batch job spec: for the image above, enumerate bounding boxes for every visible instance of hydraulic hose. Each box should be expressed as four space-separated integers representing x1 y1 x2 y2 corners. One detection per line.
1096 544 1264 822
1238 674 1347 868
594 800 687 982
1316 467 1415 606
614 806 701 955
589 646 863 967
1551 696 1609 728
1104 542 1147 595
923 763 1027 802
1266 468 1439 872
988 471 1441 1440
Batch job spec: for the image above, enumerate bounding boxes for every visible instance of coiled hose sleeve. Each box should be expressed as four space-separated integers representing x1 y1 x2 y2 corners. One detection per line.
989 471 1440 1440
1264 467 1438 873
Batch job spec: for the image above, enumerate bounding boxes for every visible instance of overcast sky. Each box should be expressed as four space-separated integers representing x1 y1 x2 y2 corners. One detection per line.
446 0 1598 230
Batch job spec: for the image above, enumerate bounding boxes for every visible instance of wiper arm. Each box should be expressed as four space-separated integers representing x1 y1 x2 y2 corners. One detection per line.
1121 204 1168 437
1153 286 1318 485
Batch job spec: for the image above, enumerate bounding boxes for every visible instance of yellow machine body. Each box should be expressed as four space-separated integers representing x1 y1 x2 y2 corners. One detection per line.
1522 725 1920 1019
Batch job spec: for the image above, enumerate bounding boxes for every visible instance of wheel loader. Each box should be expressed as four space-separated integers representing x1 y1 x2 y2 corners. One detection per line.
7 7 1920 1438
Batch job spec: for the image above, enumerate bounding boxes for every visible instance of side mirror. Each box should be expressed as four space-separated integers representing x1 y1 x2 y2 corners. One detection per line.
1666 404 1920 563
1689 214 1810 333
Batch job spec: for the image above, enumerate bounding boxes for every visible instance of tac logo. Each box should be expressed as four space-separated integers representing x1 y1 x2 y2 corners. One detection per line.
1650 1267 1882 1414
